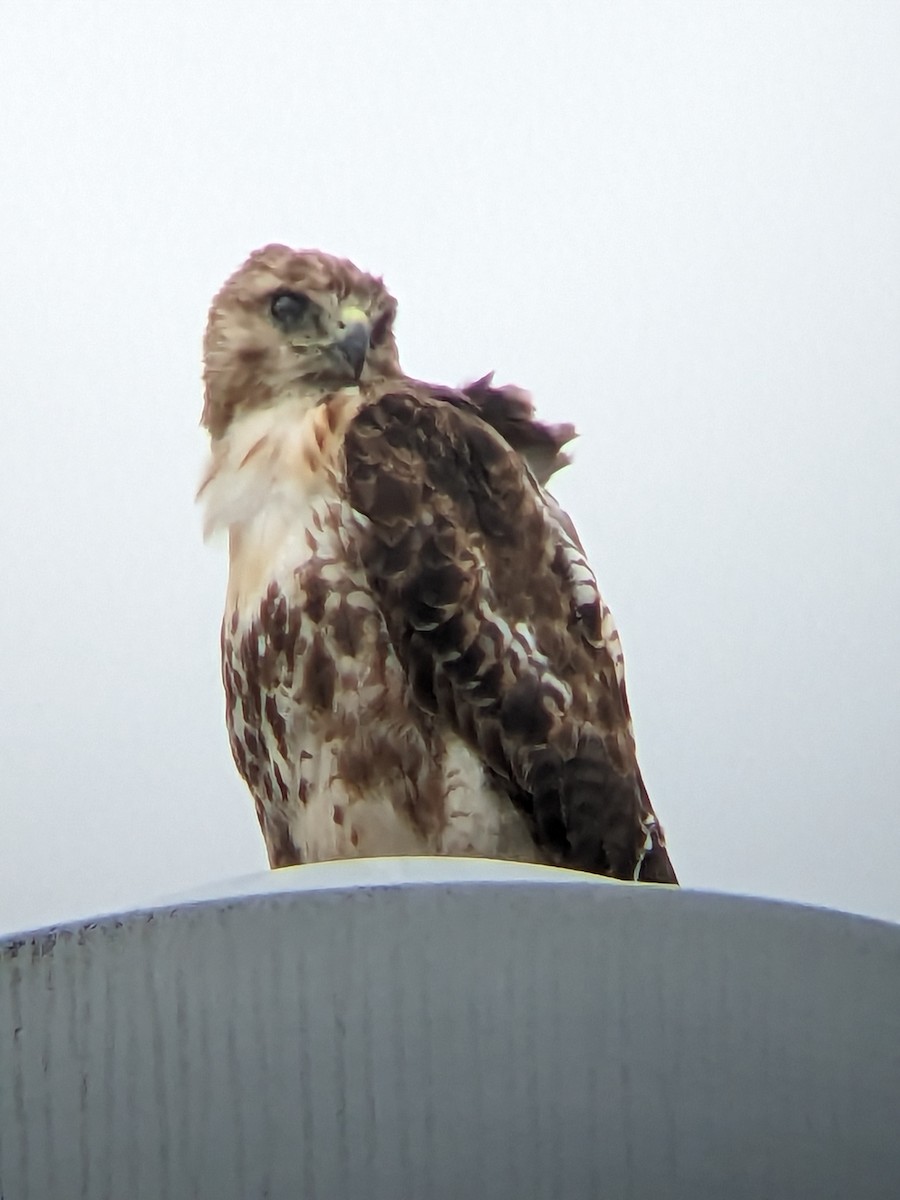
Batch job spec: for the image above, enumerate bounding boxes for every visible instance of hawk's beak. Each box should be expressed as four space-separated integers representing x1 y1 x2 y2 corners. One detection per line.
333 307 370 380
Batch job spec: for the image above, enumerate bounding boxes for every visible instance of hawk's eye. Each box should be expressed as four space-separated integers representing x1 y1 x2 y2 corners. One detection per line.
270 290 310 330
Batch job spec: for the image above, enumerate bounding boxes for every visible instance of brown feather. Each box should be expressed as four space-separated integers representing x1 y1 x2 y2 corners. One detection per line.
427 373 576 485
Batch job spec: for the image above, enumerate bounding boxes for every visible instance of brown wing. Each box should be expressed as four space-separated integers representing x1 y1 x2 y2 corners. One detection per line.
343 389 676 883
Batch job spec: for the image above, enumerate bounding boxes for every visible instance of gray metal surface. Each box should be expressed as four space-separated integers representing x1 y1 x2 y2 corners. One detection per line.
2 859 899 1200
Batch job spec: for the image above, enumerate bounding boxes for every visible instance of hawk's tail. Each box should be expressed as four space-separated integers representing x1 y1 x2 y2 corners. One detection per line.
636 774 678 885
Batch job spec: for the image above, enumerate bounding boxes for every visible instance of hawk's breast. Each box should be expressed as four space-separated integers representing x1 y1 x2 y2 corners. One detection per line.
205 397 540 867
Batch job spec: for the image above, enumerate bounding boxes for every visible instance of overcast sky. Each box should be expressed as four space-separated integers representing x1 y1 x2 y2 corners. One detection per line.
1 2 898 933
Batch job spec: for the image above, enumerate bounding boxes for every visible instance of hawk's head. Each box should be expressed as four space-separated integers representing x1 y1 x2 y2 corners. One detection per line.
202 244 401 438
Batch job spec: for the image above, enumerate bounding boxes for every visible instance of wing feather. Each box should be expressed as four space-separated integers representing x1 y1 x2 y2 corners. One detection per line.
343 389 676 883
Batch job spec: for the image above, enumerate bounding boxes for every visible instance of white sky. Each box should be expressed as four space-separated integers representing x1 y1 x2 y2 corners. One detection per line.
1 2 898 932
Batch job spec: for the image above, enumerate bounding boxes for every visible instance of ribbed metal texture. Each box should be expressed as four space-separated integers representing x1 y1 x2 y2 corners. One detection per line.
2 861 899 1199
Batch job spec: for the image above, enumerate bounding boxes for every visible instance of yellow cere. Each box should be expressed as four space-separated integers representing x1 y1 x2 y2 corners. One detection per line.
339 305 369 328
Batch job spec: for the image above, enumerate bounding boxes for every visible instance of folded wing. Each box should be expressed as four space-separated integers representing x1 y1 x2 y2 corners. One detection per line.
343 389 676 883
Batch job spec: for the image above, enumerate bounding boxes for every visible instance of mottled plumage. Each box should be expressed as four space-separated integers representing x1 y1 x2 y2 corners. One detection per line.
200 244 676 883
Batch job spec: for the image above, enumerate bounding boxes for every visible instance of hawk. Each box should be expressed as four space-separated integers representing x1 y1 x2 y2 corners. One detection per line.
199 245 676 884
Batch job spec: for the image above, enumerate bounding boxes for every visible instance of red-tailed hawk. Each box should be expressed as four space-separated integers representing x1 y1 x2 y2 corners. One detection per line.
199 245 676 884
